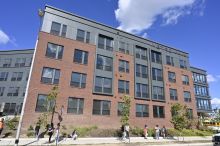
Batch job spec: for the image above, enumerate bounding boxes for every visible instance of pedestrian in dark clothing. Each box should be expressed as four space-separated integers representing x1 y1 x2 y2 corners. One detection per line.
161 125 167 139
35 123 40 140
48 123 54 143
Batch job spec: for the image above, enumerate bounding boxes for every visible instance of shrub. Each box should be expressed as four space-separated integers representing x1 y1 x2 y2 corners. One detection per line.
27 131 35 137
147 128 155 137
28 125 34 131
131 127 143 136
5 118 17 130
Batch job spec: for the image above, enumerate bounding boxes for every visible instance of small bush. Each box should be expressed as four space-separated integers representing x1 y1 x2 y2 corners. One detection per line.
27 131 35 137
28 125 34 131
131 127 143 136
147 128 155 137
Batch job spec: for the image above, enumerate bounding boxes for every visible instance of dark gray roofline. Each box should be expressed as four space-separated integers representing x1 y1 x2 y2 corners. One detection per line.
190 66 207 72
0 49 34 52
45 5 189 55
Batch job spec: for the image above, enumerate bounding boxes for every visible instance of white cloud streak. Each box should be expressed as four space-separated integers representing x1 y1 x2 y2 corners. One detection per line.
0 29 10 44
211 98 220 108
207 74 220 83
115 0 205 34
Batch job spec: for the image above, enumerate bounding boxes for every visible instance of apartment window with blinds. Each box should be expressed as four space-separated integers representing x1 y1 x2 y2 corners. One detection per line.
182 75 189 85
73 49 88 64
136 104 149 117
166 55 174 66
152 86 164 100
119 60 129 73
15 58 26 67
46 43 64 59
136 64 148 78
170 88 178 100
184 91 191 102
98 35 113 51
153 105 165 118
35 94 55 112
70 72 86 88
3 58 12 67
152 68 163 81
135 46 147 60
96 55 113 71
117 102 124 116
92 100 111 115
119 41 129 54
151 50 162 64
180 59 187 69
76 29 90 43
118 80 129 94
0 72 8 81
136 83 149 99
67 97 84 114
94 76 112 94
168 71 176 83
41 67 60 84
7 87 19 96
50 22 67 37
11 72 23 81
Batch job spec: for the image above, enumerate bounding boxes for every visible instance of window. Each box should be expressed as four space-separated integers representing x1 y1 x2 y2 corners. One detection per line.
0 72 8 81
67 97 84 114
98 35 113 51
61 24 67 37
118 102 124 116
151 50 162 64
187 109 193 119
3 58 12 67
35 94 55 112
119 60 129 73
136 104 149 117
153 105 165 118
11 72 23 81
46 43 64 59
15 58 26 67
0 87 5 96
179 59 187 69
166 56 174 66
152 68 163 81
152 86 164 100
119 41 129 54
70 72 86 88
136 64 148 78
193 73 206 83
26 73 29 81
92 100 111 115
168 71 176 83
96 55 113 71
170 88 178 100
76 29 90 43
3 103 16 114
118 80 129 94
50 22 61 36
136 83 149 99
94 77 112 94
41 67 60 84
184 91 191 102
7 87 19 96
197 98 211 110
182 75 189 85
73 49 88 64
194 85 208 96
135 46 147 60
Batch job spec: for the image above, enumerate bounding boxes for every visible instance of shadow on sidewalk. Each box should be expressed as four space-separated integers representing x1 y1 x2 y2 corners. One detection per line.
23 140 38 146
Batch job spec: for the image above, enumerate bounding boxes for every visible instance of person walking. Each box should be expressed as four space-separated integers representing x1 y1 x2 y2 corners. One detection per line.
48 123 54 143
55 123 60 145
143 124 148 139
71 129 78 140
161 125 167 139
35 122 40 140
0 118 4 139
124 124 130 142
155 125 160 140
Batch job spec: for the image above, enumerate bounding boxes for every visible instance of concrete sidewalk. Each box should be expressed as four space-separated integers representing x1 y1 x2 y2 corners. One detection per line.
0 136 212 145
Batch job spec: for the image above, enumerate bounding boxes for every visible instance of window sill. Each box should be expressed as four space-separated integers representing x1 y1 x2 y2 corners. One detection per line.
134 97 150 101
45 56 63 61
151 99 166 103
70 85 86 89
93 92 113 96
73 62 88 66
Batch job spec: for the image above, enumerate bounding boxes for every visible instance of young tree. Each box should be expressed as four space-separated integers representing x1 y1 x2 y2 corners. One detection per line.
37 85 59 128
120 95 132 126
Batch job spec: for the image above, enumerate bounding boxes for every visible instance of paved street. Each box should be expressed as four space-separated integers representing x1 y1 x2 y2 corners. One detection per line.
0 136 213 146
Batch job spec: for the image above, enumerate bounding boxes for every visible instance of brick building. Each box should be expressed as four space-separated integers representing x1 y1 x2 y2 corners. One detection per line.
21 5 211 130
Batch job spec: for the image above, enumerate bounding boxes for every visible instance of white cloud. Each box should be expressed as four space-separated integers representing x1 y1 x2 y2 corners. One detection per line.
141 32 148 39
211 98 220 109
207 74 220 83
0 29 10 44
115 0 205 34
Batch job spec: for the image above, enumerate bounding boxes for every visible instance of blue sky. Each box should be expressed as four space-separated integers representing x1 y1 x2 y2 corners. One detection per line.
0 0 219 107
